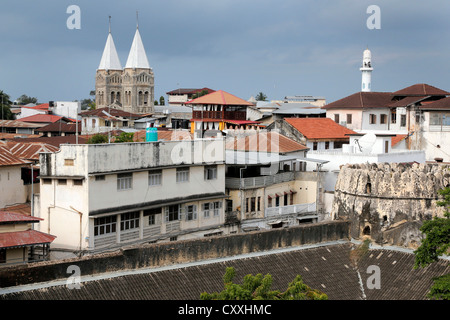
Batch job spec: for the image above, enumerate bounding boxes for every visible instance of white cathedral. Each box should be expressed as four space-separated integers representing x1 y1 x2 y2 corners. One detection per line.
95 22 154 114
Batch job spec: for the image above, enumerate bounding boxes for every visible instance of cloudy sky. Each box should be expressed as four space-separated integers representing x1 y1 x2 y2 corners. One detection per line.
1 0 450 104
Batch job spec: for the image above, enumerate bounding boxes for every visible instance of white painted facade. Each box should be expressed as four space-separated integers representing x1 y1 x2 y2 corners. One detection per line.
0 165 28 209
51 101 81 120
36 139 228 254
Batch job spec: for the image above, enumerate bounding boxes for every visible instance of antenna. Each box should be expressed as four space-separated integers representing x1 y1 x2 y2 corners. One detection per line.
136 11 139 29
108 16 111 33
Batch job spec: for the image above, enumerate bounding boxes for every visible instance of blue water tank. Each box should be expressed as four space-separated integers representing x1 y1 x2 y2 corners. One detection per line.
146 127 158 142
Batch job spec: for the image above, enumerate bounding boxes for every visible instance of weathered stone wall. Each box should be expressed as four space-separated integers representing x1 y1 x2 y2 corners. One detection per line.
332 162 449 248
0 221 349 288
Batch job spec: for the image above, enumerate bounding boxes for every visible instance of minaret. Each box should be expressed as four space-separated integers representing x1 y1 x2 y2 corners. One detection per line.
360 48 373 92
122 12 154 114
96 17 123 108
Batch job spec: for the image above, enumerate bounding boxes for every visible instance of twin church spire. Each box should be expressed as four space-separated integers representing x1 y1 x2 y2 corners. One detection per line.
95 15 154 114
97 16 150 71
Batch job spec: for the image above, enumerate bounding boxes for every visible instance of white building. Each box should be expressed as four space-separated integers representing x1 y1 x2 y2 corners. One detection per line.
36 139 228 257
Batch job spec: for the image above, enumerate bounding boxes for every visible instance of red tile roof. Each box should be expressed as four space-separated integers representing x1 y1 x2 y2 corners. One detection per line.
393 83 450 97
285 118 357 140
80 107 142 119
226 131 308 153
27 103 49 111
0 211 42 223
18 114 71 124
166 88 215 95
35 121 82 133
391 134 407 147
186 90 254 106
0 230 56 248
322 92 393 110
418 96 450 110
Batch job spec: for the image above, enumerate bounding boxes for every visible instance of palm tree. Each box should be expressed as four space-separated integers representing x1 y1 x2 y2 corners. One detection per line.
0 90 14 120
255 92 267 101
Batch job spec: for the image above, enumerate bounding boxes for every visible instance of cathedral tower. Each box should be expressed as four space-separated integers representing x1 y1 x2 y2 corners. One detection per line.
95 17 154 114
360 48 373 92
122 24 155 114
95 20 123 109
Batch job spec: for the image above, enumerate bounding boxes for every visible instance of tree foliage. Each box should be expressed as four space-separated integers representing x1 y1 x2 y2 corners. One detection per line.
200 267 328 300
16 94 38 105
192 90 210 99
114 132 134 143
0 90 14 120
255 92 267 101
414 186 450 300
87 134 108 144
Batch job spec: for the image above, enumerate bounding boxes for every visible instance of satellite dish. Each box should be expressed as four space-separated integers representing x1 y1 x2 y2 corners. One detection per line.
356 133 376 153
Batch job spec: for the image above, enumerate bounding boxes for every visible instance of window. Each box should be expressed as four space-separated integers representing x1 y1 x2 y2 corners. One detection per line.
73 179 83 186
268 197 272 208
165 205 179 222
117 173 132 190
313 142 318 151
0 249 6 264
203 203 211 218
186 205 198 221
58 179 67 185
275 196 280 207
391 109 397 124
95 175 105 181
257 197 261 211
213 201 222 216
64 159 74 166
204 165 217 180
94 216 117 236
144 208 161 225
176 168 189 183
380 114 387 124
334 141 344 149
43 179 52 185
400 115 406 127
148 170 162 186
325 141 330 150
250 197 256 212
369 114 377 124
120 212 140 231
334 114 340 123
346 114 352 124
284 194 288 206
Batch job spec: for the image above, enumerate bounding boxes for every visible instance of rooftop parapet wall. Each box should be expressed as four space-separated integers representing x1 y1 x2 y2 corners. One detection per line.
39 139 225 177
0 220 349 288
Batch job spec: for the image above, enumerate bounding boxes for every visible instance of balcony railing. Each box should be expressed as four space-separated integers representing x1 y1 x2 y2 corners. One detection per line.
226 172 295 189
192 110 246 121
265 202 316 217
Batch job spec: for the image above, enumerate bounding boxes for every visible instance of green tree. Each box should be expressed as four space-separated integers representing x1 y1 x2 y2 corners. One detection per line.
114 132 134 143
200 267 327 300
414 186 450 300
0 90 14 120
87 134 108 144
16 94 38 105
192 90 210 99
159 96 165 106
255 92 267 101
154 100 159 106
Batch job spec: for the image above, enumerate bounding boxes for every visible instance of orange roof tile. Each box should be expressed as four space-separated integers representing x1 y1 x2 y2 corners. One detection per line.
391 134 407 147
186 90 254 106
393 83 449 97
285 118 357 140
226 131 308 153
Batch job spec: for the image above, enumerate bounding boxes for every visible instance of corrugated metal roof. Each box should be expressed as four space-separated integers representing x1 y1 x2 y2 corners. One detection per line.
5 141 59 161
0 145 30 167
0 211 42 223
0 230 56 249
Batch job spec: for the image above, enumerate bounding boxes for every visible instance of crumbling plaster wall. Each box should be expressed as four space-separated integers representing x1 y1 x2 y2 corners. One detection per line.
332 162 449 248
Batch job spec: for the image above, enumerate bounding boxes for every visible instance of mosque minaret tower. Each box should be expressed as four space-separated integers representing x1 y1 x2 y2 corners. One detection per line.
360 48 373 92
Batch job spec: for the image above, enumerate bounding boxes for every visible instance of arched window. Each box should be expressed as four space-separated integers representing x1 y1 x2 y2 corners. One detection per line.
366 182 372 194
363 226 371 235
